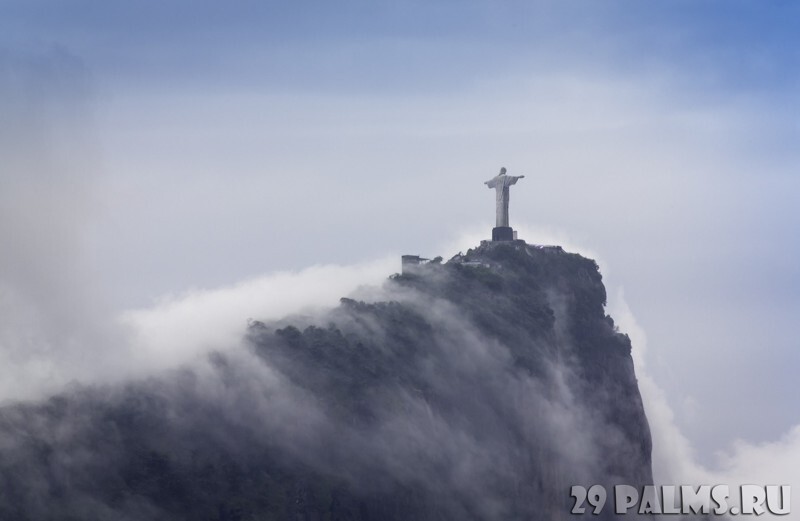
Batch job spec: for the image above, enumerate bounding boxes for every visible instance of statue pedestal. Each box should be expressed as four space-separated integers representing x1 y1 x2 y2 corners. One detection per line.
492 226 514 241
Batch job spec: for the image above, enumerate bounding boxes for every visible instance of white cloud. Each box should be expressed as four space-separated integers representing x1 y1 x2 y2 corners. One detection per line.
0 255 398 403
120 256 398 373
610 288 798 517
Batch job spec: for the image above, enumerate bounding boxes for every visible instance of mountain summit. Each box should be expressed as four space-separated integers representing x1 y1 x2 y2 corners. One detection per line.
0 240 652 520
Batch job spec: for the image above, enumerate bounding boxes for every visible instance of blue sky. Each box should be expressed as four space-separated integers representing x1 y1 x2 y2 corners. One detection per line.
2 0 800 492
4 1 800 94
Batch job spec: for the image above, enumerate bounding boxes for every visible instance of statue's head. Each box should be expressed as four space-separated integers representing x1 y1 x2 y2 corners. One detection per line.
500 167 507 175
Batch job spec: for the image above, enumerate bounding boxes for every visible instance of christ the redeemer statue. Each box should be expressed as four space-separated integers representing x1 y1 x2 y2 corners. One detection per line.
485 167 524 228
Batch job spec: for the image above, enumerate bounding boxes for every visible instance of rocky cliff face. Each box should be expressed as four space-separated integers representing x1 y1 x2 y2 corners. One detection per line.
0 241 652 520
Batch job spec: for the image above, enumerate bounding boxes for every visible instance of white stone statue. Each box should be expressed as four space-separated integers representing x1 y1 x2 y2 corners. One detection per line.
485 167 525 228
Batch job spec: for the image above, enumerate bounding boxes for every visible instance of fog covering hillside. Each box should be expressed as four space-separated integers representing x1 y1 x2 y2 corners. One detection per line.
0 241 653 520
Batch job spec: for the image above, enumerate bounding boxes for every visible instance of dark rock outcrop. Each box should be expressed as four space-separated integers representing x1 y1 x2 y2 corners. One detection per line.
0 241 652 520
